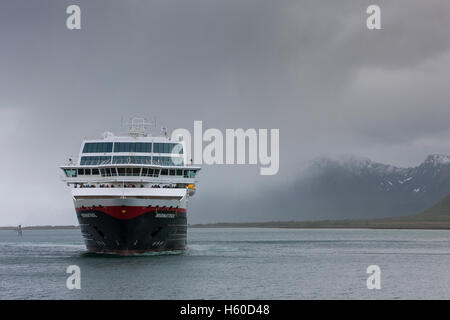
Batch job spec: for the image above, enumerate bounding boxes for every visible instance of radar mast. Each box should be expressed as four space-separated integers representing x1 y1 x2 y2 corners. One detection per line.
127 117 154 137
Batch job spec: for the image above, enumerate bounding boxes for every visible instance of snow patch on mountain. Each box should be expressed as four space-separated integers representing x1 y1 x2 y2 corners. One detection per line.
424 154 450 166
398 177 413 184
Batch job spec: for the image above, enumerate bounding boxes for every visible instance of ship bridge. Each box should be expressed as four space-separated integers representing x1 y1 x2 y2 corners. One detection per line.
60 119 200 194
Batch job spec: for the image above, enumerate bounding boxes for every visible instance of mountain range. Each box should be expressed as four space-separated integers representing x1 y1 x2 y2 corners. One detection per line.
284 154 450 220
222 154 450 222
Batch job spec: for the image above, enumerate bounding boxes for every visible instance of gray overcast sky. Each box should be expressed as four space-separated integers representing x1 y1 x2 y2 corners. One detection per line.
1 0 450 225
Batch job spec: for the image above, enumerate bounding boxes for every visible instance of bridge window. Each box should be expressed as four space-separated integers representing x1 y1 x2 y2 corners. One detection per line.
100 168 119 177
152 156 169 166
82 142 113 153
144 168 158 177
114 142 152 153
101 168 117 176
80 156 112 165
152 156 184 166
112 156 152 164
161 169 168 175
65 169 77 177
183 170 197 178
114 168 141 176
153 143 183 154
172 143 183 154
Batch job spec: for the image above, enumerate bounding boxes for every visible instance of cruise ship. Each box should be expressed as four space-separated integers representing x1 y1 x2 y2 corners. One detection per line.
60 118 200 254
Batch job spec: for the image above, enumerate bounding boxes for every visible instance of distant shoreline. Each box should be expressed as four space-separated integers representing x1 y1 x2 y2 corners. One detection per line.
189 219 450 230
0 225 79 230
2 220 450 231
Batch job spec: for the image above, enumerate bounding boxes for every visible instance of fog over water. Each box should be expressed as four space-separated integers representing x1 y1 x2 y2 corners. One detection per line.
1 1 450 225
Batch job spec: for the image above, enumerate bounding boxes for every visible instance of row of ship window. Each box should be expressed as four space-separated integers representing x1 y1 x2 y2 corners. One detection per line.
65 168 197 178
82 142 183 154
80 156 184 166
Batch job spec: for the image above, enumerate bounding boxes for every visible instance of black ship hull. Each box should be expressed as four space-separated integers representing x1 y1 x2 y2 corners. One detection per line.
75 206 187 255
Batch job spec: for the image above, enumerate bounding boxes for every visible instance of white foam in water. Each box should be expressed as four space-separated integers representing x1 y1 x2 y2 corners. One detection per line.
186 243 241 256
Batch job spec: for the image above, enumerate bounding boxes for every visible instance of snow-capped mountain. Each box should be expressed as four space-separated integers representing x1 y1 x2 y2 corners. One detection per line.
285 154 450 220
194 154 450 223
310 154 450 193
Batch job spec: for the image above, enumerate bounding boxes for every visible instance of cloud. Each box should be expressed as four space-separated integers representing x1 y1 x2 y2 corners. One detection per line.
1 0 450 224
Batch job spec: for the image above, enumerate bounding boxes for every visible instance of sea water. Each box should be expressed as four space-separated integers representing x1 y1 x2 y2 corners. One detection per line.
1 228 450 299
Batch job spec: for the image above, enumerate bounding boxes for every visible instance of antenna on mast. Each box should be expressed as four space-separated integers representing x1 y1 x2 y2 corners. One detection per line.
127 117 153 137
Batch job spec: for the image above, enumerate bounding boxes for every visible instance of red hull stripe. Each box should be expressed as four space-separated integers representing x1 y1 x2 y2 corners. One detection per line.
75 206 187 220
